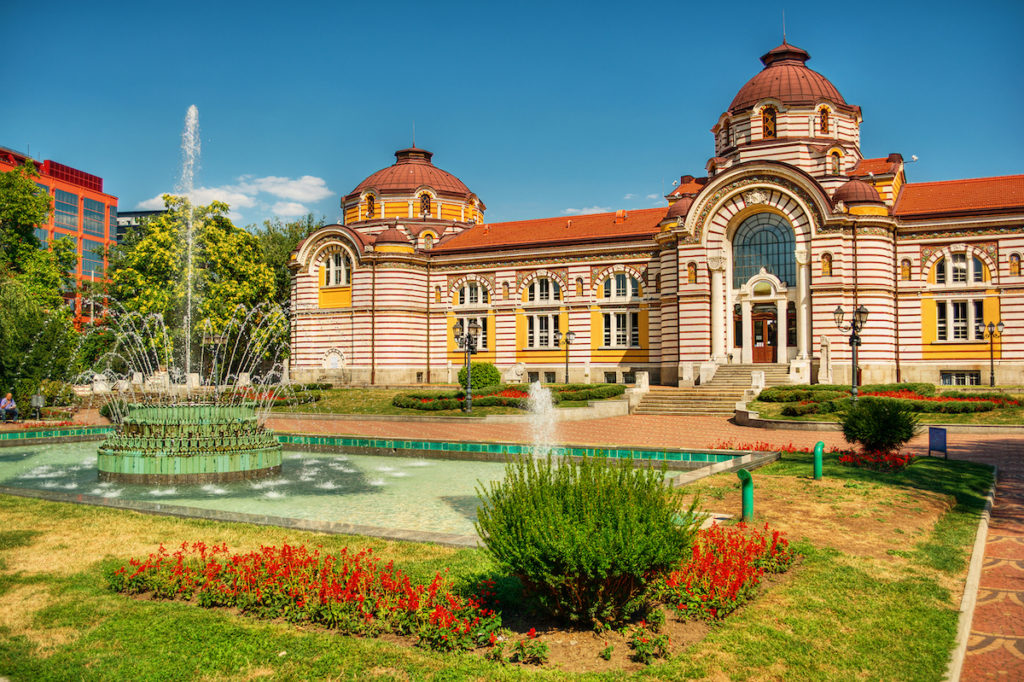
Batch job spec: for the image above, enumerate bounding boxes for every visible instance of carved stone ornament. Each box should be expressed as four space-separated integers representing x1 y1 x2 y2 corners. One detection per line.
794 247 809 266
706 254 726 271
743 189 768 206
833 200 846 214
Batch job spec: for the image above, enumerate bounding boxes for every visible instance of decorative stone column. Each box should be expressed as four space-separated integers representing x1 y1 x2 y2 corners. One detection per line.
775 298 787 362
707 253 726 362
741 299 753 363
795 247 811 359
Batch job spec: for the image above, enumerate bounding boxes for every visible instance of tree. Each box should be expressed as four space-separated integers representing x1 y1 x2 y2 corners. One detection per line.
253 214 324 305
0 160 52 268
108 195 282 369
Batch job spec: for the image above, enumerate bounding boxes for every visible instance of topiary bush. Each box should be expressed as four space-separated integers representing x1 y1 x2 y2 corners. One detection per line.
476 455 700 626
840 397 919 454
457 362 502 391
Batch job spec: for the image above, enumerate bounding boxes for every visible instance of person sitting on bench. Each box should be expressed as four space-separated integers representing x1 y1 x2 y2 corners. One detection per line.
1 393 19 423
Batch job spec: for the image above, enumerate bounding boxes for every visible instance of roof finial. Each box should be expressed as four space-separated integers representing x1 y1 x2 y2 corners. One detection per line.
412 121 416 148
782 9 787 44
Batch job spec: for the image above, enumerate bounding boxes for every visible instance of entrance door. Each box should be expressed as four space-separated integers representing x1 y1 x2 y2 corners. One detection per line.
751 314 777 363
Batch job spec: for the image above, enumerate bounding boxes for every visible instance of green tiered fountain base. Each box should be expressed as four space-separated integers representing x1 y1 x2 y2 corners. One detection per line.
97 404 282 483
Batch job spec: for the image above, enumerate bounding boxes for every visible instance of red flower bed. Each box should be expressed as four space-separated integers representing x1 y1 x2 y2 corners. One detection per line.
861 389 1019 406
659 523 795 621
838 449 915 471
107 542 500 651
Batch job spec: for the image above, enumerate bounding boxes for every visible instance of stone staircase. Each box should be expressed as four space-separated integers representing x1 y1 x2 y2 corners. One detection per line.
633 363 790 416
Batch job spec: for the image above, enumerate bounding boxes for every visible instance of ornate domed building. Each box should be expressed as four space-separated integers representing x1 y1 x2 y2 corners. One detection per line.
289 42 1024 388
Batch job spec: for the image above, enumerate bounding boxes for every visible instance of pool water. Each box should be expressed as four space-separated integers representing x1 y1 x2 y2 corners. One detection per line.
0 441 518 536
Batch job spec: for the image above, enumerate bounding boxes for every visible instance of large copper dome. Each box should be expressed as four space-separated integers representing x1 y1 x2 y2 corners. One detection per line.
728 42 846 113
348 148 473 200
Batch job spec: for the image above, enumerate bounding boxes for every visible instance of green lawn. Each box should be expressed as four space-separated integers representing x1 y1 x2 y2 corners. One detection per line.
749 394 1024 425
0 450 993 680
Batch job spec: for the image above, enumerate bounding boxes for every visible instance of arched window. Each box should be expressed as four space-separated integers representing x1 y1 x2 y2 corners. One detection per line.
687 262 697 284
602 273 640 299
819 108 830 135
732 213 796 288
457 282 489 306
762 106 777 139
526 277 560 302
324 252 351 286
365 195 375 219
901 259 911 281
420 193 431 217
934 257 946 284
830 152 841 175
821 253 833 277
1011 253 1021 277
721 120 732 148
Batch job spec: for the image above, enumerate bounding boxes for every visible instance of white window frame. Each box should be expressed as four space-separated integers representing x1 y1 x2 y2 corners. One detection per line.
325 252 351 286
458 282 489 306
934 251 988 285
602 310 641 348
526 277 560 303
602 273 641 301
457 315 488 350
526 314 560 349
935 298 986 342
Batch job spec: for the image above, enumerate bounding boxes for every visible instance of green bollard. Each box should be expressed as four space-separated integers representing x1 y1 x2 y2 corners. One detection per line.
737 468 754 523
813 441 824 481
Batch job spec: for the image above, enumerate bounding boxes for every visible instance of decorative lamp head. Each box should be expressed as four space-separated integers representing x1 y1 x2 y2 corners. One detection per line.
833 306 844 328
468 319 482 336
452 320 464 337
566 330 577 344
997 321 1006 335
855 305 869 328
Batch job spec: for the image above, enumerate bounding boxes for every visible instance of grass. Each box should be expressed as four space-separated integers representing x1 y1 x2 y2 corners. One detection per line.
0 447 994 680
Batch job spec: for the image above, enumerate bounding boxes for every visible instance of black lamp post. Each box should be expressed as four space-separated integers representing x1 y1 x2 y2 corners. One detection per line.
453 319 482 412
979 321 1005 387
834 305 869 401
553 330 576 384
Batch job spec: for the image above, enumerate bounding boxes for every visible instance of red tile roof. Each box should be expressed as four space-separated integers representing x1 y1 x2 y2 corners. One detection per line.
851 157 899 177
668 175 707 197
729 42 849 113
433 207 668 253
894 175 1024 218
346 148 477 202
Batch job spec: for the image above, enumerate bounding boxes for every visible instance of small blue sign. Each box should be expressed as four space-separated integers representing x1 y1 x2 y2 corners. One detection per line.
928 426 947 459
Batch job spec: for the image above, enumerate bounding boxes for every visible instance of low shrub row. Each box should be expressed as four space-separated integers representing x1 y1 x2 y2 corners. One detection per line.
392 383 625 411
551 384 626 403
759 382 937 403
781 395 998 416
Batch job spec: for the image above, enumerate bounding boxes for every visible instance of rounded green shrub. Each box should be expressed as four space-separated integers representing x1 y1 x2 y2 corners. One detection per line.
476 455 699 626
457 362 502 391
841 398 919 454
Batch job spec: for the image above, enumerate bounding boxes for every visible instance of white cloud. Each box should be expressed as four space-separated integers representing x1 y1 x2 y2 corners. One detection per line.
271 201 310 217
239 175 333 202
562 206 612 215
645 193 660 200
623 193 636 200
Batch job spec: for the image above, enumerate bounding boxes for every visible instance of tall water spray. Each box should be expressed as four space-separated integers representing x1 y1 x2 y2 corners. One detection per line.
527 382 557 458
177 105 200 382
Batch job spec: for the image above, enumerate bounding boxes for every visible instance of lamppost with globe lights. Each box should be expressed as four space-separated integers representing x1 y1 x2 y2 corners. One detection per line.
553 330 576 384
834 305 869 401
452 319 481 412
979 321 1005 387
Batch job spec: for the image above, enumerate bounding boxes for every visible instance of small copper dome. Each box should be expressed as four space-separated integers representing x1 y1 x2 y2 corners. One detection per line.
665 196 694 220
374 226 411 244
833 178 883 204
728 42 846 113
349 148 474 199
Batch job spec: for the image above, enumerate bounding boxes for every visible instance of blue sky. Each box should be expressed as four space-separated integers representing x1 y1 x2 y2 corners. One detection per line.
2 0 1022 227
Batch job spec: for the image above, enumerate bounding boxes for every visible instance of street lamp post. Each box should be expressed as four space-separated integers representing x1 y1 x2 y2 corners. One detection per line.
453 319 482 412
554 330 576 384
833 305 869 401
980 321 1005 387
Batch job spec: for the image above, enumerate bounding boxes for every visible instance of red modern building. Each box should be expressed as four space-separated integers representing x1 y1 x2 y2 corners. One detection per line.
0 145 119 320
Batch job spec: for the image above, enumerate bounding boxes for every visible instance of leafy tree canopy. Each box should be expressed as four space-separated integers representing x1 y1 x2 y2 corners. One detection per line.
0 160 52 269
252 214 324 305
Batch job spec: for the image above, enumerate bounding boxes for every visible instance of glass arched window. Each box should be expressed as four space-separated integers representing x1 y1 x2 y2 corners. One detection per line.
1011 253 1021 277
934 257 946 284
762 106 777 139
830 152 841 175
602 273 640 299
901 259 911 281
420 193 432 217
819 108 830 135
365 195 375 219
732 212 796 288
458 282 489 306
821 253 832 277
526 277 560 302
324 252 352 286
973 256 985 283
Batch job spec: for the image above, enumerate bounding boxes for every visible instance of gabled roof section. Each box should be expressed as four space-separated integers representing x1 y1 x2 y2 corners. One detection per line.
667 175 708 197
894 175 1024 218
851 155 902 178
432 207 668 254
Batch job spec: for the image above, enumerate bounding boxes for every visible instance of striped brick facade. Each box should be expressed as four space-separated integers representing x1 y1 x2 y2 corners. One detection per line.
289 42 1024 387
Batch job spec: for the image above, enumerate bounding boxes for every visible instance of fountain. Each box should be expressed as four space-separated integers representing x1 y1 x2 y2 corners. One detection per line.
92 106 285 483
527 381 557 457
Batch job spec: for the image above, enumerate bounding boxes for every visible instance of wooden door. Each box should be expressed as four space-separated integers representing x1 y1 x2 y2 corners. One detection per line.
751 316 777 363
